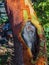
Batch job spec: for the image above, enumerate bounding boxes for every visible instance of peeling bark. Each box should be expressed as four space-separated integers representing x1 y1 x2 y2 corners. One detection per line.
4 0 47 65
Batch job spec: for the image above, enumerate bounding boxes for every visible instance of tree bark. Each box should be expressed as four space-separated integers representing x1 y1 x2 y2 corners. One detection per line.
4 0 24 65
4 0 47 65
13 35 24 65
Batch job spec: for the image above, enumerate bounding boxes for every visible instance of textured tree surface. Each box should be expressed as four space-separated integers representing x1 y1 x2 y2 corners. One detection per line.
4 0 47 65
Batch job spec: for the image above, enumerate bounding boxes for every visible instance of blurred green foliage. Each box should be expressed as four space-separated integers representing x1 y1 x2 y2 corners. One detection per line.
0 16 8 24
44 23 49 64
0 52 10 65
0 0 8 24
33 0 49 25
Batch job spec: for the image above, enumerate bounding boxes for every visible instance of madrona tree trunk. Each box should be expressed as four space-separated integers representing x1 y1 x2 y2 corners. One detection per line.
4 0 47 65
